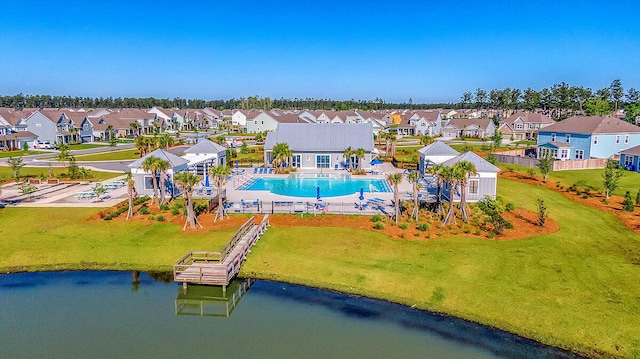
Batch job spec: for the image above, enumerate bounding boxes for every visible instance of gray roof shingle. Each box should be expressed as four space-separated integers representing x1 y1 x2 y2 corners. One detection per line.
442 151 500 173
418 141 460 156
128 148 188 168
184 139 226 154
265 123 373 152
540 115 640 134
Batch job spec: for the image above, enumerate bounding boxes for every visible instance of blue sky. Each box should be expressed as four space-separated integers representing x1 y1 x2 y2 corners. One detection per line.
1 0 639 103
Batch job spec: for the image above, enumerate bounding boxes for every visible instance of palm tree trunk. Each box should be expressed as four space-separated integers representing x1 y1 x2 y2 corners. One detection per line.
127 189 133 219
159 173 166 205
394 184 399 225
413 182 419 222
151 172 159 205
186 193 195 228
443 184 456 225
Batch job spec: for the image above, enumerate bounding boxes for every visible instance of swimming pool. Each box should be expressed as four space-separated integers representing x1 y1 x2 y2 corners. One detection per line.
238 173 391 197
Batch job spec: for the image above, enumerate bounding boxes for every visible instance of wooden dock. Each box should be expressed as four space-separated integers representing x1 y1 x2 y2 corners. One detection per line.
173 215 269 287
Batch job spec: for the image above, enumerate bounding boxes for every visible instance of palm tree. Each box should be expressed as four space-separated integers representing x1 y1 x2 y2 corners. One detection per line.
271 142 292 173
105 124 114 141
441 165 462 225
130 122 140 138
125 171 138 220
389 134 397 157
134 136 147 157
427 163 446 215
355 148 366 172
141 156 160 205
420 135 434 146
455 161 478 222
343 146 354 171
211 164 231 222
159 134 174 150
154 158 170 205
406 170 422 222
386 173 403 225
174 171 202 229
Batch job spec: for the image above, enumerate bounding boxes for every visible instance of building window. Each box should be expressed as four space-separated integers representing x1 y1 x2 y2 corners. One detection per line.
624 135 629 144
565 134 570 143
560 149 568 159
575 150 584 160
144 176 158 190
515 123 523 130
616 135 620 144
469 179 479 194
593 136 598 145
624 155 633 166
551 133 556 142
316 155 330 168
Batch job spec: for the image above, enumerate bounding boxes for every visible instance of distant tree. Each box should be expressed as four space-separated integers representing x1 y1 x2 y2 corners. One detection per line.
636 189 640 206
585 98 611 116
490 131 503 149
602 158 623 199
625 88 640 103
92 183 106 201
7 156 24 182
474 88 488 109
460 92 473 109
610 79 624 111
625 102 640 124
522 88 540 112
420 135 434 146
240 141 249 155
538 153 554 183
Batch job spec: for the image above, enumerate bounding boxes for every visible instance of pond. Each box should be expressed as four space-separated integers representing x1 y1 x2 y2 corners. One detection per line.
0 271 581 358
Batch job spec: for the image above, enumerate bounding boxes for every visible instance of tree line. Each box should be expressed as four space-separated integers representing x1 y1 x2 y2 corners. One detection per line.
0 94 454 112
458 79 640 122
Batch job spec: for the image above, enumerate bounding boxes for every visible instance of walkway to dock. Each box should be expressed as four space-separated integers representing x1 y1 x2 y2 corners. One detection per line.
173 215 269 287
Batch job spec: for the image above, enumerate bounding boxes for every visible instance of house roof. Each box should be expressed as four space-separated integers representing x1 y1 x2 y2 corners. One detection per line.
504 111 554 124
541 115 640 135
621 144 640 156
0 108 35 126
418 141 460 156
446 118 493 130
128 148 188 168
184 139 226 154
264 123 373 152
540 141 572 149
442 151 500 173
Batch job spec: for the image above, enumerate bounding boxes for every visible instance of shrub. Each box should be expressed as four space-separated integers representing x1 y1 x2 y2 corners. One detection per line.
602 198 609 205
474 229 482 236
373 222 385 230
537 199 547 227
103 214 113 221
371 214 383 222
636 190 640 206
194 203 208 216
622 191 635 212
416 223 430 231
487 232 496 239
159 203 170 211
399 233 405 239
476 196 512 235
505 202 515 212
399 222 409 230
148 215 155 220
156 215 166 222
170 208 180 215
139 206 149 215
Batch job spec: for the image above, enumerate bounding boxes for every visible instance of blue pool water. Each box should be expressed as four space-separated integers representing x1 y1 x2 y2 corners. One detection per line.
238 174 391 197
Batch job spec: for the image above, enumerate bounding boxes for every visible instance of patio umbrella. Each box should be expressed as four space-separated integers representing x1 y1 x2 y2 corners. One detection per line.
204 174 210 187
359 187 365 201
316 186 321 201
370 159 383 165
235 160 239 169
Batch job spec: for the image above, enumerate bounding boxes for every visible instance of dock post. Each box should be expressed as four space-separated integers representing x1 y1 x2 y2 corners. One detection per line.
182 282 188 291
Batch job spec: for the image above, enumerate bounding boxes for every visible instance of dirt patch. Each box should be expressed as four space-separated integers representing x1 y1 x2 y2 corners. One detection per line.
499 171 640 235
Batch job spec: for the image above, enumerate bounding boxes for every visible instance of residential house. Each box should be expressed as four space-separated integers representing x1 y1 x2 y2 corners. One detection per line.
441 118 495 139
537 115 640 160
25 110 60 144
245 112 303 133
0 108 38 149
128 148 189 199
264 123 374 170
499 112 554 141
620 145 640 172
417 141 461 174
231 110 249 126
182 139 227 176
442 151 500 202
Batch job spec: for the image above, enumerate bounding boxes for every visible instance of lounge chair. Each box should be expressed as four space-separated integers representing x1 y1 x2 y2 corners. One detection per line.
334 164 339 170
253 167 258 174
268 168 274 174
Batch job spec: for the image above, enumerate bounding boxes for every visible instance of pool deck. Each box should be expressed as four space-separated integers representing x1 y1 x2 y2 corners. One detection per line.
223 163 419 215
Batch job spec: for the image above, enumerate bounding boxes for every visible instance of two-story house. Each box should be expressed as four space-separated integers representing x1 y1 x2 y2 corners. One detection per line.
499 111 555 141
537 115 640 160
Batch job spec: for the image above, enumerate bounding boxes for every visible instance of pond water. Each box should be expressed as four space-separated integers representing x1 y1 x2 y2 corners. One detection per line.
0 271 581 359
238 173 391 197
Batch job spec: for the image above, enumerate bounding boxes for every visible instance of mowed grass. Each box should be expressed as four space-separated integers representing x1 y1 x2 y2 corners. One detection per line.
0 166 121 182
0 207 236 272
0 150 47 158
500 163 640 197
67 143 109 150
242 178 640 358
73 148 141 161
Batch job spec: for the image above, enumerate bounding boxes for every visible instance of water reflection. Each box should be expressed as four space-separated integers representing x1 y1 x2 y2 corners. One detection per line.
175 278 254 317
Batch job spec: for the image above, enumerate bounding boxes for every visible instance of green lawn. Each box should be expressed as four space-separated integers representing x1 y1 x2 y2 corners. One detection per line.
0 166 121 182
242 178 640 358
0 208 240 272
73 149 141 161
1 179 640 357
0 150 47 158
68 143 109 150
499 163 640 197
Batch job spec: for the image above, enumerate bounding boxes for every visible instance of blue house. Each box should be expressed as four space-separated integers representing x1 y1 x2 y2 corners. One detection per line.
537 116 640 160
620 145 640 172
